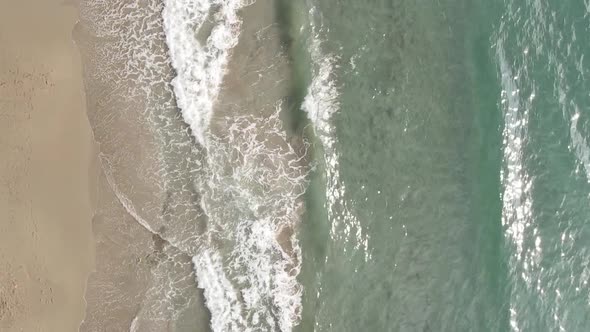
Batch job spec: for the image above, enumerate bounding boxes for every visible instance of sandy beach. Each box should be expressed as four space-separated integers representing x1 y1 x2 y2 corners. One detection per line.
0 0 97 331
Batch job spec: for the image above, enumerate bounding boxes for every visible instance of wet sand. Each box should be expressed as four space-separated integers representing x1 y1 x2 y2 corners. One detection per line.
0 0 96 331
75 0 212 329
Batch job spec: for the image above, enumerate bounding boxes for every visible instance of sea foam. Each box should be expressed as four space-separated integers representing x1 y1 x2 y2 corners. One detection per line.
162 0 247 145
302 12 370 258
162 1 308 330
190 107 307 331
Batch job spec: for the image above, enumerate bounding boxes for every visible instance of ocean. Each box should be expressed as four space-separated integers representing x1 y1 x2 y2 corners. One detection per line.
76 0 590 331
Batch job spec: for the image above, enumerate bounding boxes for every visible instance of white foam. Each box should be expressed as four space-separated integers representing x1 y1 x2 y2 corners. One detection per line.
162 0 248 145
185 105 308 332
302 50 339 148
163 2 309 330
193 250 247 331
232 218 303 332
302 17 370 259
193 223 302 332
194 220 303 332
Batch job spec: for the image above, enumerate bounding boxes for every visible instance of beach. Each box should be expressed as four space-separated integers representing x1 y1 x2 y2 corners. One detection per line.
3 0 590 330
0 0 96 330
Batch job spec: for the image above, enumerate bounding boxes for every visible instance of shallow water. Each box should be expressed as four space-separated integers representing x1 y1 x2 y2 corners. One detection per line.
298 0 590 330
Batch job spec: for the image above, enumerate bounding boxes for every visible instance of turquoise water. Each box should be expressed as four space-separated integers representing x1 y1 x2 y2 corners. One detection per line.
296 0 590 330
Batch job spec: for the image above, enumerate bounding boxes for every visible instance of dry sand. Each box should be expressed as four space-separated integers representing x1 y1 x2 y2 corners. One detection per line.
0 0 97 331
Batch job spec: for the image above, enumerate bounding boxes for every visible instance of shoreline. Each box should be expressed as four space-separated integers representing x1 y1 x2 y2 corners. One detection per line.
71 0 310 329
0 0 97 330
76 0 213 329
